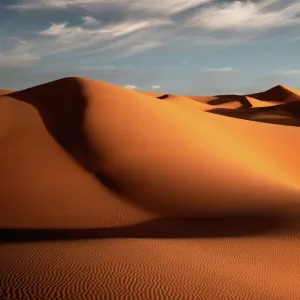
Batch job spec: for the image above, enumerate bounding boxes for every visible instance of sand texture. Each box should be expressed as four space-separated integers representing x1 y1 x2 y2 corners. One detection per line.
1 78 300 299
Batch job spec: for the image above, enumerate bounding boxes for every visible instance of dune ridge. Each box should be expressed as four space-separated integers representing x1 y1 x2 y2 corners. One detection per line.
1 77 300 299
247 85 300 103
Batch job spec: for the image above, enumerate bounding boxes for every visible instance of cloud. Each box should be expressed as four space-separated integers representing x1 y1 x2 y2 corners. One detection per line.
100 20 171 37
82 16 101 26
181 59 189 64
204 67 233 72
0 40 40 67
280 70 300 75
124 41 163 57
7 0 212 14
36 19 169 56
39 22 69 36
188 0 300 31
3 0 300 71
125 84 139 90
152 85 161 90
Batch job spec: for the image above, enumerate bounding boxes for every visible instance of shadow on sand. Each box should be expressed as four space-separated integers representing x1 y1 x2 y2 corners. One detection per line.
1 214 299 243
207 95 252 107
207 101 300 127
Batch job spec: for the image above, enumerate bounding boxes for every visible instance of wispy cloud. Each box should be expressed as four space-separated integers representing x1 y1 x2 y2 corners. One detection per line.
36 19 169 56
39 22 69 36
82 16 101 26
188 0 300 31
152 85 161 90
181 59 189 64
125 84 139 90
7 0 212 14
3 0 300 73
280 70 300 75
124 41 163 57
204 67 233 72
0 40 39 67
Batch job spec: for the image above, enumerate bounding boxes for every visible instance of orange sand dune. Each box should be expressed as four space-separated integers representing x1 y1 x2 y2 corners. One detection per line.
0 89 13 96
154 93 213 110
138 90 163 97
186 94 282 109
207 101 300 127
282 85 300 96
245 96 277 107
1 78 300 299
247 85 300 103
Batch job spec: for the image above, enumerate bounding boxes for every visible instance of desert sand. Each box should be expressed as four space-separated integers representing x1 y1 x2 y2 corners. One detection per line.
0 90 13 96
1 78 300 299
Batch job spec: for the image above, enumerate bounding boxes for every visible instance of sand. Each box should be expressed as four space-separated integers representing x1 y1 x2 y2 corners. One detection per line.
1 78 300 299
0 90 13 96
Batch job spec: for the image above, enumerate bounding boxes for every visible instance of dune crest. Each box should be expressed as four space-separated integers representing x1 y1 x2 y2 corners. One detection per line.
247 85 300 103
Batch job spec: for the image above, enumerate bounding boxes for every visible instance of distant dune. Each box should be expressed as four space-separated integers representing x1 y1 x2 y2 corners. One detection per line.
0 89 13 96
247 85 300 103
1 78 300 299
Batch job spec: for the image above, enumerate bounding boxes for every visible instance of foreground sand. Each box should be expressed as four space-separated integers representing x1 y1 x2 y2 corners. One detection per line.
1 78 300 299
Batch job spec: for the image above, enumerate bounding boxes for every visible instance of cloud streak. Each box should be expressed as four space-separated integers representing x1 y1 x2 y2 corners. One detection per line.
188 0 300 31
7 0 212 14
0 40 40 68
125 84 139 90
280 70 300 75
152 85 161 90
204 67 233 72
82 16 101 26
35 18 171 56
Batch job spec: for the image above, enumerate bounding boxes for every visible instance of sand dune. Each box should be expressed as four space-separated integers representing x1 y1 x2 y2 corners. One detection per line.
0 90 13 96
1 78 300 299
207 101 300 127
247 85 300 103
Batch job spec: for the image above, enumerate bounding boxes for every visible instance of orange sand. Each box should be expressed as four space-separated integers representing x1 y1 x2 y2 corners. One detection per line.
1 78 300 299
0 90 13 96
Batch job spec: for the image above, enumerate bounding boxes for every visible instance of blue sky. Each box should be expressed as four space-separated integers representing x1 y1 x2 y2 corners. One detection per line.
0 0 299 95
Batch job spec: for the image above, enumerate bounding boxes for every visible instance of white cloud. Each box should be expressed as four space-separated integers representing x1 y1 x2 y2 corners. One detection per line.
36 19 168 56
7 0 212 14
181 59 189 64
100 20 171 37
125 41 163 57
152 85 161 90
39 22 69 36
188 0 300 31
4 0 300 70
204 67 233 72
125 84 139 89
82 16 101 26
280 70 300 75
0 40 40 67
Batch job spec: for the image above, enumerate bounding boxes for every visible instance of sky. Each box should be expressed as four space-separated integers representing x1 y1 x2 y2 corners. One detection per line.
0 0 299 95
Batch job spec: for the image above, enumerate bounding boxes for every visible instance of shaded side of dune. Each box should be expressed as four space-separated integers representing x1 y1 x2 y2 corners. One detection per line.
207 101 300 127
6 77 98 172
247 85 300 103
207 94 252 108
